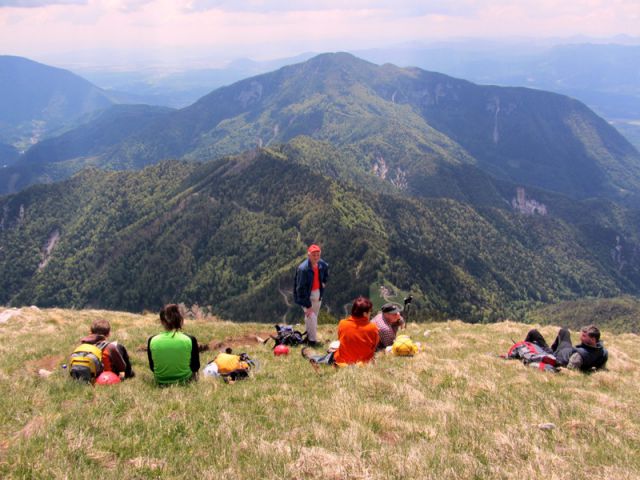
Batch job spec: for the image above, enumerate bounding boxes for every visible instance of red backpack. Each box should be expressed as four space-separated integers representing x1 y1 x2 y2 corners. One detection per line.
506 341 557 372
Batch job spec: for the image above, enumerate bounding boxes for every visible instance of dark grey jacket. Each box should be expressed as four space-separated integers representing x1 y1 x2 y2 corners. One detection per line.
574 342 608 371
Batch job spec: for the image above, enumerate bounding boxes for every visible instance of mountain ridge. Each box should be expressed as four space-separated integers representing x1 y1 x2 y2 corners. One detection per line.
4 52 639 208
0 55 115 149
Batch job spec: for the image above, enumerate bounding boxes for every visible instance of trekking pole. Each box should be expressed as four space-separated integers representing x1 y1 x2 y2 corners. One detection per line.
403 295 413 324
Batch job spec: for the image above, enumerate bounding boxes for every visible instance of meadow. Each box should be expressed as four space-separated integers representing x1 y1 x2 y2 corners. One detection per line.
0 307 639 479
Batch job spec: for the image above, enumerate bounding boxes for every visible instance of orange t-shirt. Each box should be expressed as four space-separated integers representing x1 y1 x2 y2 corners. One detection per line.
311 264 320 291
333 315 379 365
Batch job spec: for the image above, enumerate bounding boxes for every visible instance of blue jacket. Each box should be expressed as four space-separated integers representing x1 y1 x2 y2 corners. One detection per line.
294 258 329 308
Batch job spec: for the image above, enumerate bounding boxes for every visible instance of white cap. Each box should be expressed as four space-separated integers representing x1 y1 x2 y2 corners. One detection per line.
203 362 219 377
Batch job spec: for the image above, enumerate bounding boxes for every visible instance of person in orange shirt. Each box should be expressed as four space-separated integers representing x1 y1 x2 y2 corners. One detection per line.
302 296 379 367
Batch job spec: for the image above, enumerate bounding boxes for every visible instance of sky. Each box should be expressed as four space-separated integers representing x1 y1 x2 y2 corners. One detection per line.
1 0 639 67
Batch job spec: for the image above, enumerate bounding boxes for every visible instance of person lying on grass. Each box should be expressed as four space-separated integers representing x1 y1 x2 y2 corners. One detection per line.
524 324 608 371
302 296 379 367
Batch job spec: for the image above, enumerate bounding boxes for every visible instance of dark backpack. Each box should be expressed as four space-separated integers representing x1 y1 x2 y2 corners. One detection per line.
264 325 306 348
506 341 558 372
69 341 109 383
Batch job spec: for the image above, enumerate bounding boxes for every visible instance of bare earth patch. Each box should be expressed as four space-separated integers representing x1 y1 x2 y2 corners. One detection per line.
25 355 64 373
16 416 46 440
208 332 272 351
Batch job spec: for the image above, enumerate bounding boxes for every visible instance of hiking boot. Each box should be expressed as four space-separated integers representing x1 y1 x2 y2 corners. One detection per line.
305 340 323 348
301 347 321 373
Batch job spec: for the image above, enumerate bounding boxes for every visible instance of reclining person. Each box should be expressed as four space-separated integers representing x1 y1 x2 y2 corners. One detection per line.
524 325 608 371
79 318 135 379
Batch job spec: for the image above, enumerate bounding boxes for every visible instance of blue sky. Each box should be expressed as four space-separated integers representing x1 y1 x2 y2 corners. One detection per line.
1 1 639 66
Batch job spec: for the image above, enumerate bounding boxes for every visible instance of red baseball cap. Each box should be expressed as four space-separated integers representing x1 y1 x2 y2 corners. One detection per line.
307 244 321 254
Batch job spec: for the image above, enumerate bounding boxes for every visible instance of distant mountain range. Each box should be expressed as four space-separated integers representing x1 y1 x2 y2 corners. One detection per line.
0 142 19 167
71 43 640 120
356 43 640 153
76 53 316 108
0 56 115 150
2 104 173 193
4 53 640 208
65 43 640 152
1 52 639 323
357 43 640 116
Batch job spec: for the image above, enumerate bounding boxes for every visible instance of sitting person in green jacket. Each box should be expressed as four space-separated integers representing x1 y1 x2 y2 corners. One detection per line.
147 304 200 385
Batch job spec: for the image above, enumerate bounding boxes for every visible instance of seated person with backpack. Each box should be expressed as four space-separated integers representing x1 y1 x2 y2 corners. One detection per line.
523 325 608 371
303 296 379 367
69 318 134 382
147 304 200 385
371 303 405 351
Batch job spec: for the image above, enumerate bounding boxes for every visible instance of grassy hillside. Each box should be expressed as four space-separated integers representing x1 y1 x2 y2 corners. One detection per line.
1 307 639 479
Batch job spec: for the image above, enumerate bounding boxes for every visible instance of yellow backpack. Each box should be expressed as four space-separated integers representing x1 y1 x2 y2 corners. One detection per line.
69 341 108 382
214 352 250 375
391 335 418 357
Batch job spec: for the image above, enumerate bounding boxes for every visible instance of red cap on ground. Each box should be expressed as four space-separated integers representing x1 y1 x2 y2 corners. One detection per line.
95 371 121 385
274 345 290 356
307 244 321 254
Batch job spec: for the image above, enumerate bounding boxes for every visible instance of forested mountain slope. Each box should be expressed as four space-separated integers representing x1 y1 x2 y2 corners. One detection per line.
1 142 638 322
0 105 173 194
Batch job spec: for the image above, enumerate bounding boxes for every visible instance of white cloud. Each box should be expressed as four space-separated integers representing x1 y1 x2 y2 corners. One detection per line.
0 0 638 63
182 0 479 16
0 0 86 7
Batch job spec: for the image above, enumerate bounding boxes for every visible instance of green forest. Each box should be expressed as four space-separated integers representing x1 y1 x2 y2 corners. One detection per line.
1 139 639 328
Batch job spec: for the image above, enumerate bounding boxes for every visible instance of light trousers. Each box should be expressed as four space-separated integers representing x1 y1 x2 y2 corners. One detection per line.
304 289 321 341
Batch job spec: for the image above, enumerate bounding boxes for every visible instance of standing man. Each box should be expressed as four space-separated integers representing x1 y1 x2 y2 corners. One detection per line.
371 303 405 351
294 244 329 347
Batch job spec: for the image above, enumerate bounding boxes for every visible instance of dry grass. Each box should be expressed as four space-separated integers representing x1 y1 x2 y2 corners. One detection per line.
0 308 639 479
